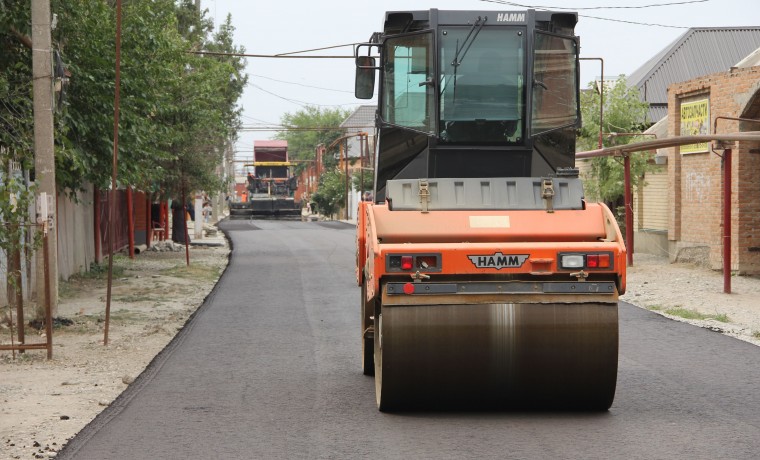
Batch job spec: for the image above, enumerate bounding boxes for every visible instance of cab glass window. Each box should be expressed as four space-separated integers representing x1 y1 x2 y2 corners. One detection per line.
439 27 525 144
531 32 579 135
381 33 435 134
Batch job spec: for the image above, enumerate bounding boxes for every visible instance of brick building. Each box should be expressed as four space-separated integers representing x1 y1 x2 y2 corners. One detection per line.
586 27 760 275
663 66 760 274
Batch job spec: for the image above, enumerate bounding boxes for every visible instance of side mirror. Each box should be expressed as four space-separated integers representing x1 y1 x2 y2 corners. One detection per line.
355 56 376 99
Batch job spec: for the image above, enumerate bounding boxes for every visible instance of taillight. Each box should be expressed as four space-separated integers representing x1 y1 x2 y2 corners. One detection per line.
587 254 599 268
386 254 441 272
559 252 612 270
586 254 611 268
401 256 413 270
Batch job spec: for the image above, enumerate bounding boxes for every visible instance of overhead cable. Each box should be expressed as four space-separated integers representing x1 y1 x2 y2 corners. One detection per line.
251 83 372 108
481 0 709 10
251 73 354 94
479 0 694 28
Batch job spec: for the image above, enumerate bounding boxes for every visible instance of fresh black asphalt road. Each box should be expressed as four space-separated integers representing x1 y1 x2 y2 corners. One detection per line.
60 219 760 459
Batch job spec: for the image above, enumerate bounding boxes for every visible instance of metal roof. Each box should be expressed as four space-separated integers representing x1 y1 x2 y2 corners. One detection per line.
340 105 376 131
254 140 287 149
628 27 760 123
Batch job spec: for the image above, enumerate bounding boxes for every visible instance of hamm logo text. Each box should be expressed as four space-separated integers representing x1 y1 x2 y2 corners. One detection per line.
468 252 529 270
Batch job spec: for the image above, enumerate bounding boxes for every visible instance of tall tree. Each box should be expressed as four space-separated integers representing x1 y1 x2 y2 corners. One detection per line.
577 76 654 207
274 106 351 170
0 1 34 158
162 3 246 201
41 0 247 198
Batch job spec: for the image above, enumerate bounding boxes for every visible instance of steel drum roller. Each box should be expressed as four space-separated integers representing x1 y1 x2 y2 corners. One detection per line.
374 301 618 411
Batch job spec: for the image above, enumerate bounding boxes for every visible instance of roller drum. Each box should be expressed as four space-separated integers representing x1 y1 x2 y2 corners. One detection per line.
374 302 618 411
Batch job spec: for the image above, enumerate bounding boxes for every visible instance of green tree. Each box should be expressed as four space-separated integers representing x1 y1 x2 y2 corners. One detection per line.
48 0 246 199
161 4 246 202
351 166 373 194
3 1 246 199
578 76 654 205
274 106 351 171
52 0 180 192
0 1 42 298
310 168 346 218
0 1 33 157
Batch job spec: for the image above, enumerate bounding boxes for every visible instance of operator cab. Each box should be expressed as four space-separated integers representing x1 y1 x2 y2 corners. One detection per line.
355 9 580 202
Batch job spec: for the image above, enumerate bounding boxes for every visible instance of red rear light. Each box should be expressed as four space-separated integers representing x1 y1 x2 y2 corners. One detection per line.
587 254 599 268
558 252 613 270
586 253 611 269
598 253 610 268
387 253 441 272
401 256 413 270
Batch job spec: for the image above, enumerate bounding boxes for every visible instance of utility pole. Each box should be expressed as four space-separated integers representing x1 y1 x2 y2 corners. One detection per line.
32 0 58 316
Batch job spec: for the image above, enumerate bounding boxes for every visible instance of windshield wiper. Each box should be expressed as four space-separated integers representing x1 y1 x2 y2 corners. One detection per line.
451 16 487 68
447 16 487 100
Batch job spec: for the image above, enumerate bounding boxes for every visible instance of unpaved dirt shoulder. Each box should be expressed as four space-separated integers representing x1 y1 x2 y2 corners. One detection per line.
1 243 229 460
621 253 760 346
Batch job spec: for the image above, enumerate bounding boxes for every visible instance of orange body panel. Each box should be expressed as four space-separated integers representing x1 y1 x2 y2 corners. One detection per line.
358 202 627 301
372 204 610 243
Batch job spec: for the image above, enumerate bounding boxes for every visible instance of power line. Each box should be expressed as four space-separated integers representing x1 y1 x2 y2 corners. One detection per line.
250 73 354 94
578 14 688 28
479 0 696 28
272 42 359 56
240 114 279 125
251 83 372 108
480 0 709 10
188 50 355 58
239 125 374 132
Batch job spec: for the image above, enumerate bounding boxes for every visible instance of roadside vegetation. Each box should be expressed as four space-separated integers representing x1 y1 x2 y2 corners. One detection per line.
576 76 657 230
647 305 731 323
0 0 246 252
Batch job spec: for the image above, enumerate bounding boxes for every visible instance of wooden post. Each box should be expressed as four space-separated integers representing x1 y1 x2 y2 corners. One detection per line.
32 0 58 315
42 225 53 359
104 0 123 346
10 223 24 349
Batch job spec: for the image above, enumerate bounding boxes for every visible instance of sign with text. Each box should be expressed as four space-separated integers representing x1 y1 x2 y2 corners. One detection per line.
680 98 710 154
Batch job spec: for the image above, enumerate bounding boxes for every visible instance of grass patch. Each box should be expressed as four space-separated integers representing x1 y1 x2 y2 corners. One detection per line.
63 310 150 333
664 307 730 323
752 331 760 339
110 309 148 322
58 280 78 299
160 263 221 281
74 261 126 280
713 313 731 323
646 305 663 311
114 294 158 303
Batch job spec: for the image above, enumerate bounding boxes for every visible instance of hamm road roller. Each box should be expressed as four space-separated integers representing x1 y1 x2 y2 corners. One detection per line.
354 9 626 411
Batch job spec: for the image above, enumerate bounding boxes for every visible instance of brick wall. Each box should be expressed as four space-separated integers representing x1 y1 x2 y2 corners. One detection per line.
667 66 760 273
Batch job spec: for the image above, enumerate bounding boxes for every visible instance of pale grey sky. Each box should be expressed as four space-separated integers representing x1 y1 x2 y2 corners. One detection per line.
201 0 759 158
